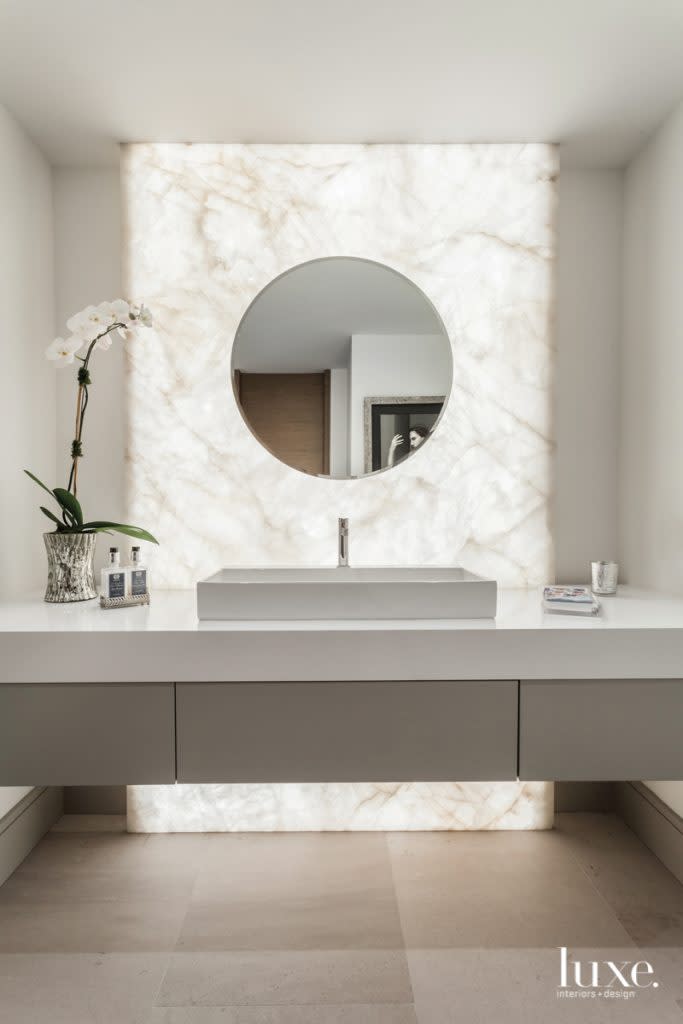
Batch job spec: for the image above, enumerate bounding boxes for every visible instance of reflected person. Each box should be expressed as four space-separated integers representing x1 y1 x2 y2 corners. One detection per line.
387 423 429 467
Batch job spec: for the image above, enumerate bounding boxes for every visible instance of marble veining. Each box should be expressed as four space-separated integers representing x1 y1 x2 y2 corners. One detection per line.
122 143 557 832
127 782 553 833
122 143 557 589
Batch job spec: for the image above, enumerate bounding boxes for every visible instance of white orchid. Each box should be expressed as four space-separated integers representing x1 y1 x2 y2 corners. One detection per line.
107 299 131 322
40 298 152 503
65 298 150 344
117 303 153 339
130 303 153 328
46 336 83 366
67 304 112 338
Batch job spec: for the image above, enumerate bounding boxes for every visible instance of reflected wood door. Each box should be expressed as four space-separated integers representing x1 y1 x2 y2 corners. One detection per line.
235 371 330 475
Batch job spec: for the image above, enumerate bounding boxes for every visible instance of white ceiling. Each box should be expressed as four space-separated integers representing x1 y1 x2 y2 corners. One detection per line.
1 0 682 168
232 258 445 372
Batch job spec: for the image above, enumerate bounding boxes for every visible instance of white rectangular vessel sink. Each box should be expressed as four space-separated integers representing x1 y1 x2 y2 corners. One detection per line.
196 567 497 621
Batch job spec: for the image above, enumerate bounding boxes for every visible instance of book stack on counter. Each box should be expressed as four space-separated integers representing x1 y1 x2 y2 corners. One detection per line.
542 585 600 616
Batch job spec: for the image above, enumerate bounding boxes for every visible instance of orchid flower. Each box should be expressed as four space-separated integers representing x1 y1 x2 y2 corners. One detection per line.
52 299 154 493
46 336 83 366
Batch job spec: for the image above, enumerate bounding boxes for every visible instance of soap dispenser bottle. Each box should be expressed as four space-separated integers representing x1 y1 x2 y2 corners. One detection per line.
127 545 149 598
100 547 125 600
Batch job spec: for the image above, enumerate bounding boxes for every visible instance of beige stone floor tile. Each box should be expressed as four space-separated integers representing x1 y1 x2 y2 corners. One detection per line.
177 833 403 950
2 820 681 1020
555 813 683 944
0 898 188 953
634 946 683 1005
14 832 151 872
194 833 396 903
388 831 635 949
176 894 403 952
51 814 127 833
0 952 169 1023
23 832 209 872
146 1006 418 1023
157 950 414 1007
0 833 206 904
407 949 683 1024
555 813 683 1000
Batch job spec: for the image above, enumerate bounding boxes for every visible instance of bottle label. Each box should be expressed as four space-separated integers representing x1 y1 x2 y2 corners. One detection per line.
131 569 147 596
108 572 125 599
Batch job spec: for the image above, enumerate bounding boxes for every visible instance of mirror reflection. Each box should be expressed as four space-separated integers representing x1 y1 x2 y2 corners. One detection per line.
231 258 452 478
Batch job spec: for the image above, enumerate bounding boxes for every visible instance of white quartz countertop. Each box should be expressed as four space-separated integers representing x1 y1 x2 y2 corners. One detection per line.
1 586 683 683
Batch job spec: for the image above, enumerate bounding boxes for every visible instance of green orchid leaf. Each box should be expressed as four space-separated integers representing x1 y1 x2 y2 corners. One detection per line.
26 472 79 529
40 506 66 530
82 522 159 544
53 488 83 527
24 469 56 499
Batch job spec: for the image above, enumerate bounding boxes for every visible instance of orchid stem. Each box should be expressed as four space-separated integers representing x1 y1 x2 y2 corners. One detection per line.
67 322 126 497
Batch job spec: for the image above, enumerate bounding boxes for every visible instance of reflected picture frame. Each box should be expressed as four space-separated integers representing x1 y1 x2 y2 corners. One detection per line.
363 395 445 473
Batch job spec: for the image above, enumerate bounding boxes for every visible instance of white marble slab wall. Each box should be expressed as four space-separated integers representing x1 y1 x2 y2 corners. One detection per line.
122 143 557 587
122 143 557 832
128 782 553 833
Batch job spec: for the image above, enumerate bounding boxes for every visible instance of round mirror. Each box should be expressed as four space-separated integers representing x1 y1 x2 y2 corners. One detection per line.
231 257 452 479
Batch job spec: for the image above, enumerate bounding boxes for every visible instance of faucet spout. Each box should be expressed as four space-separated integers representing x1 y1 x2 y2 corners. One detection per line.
338 518 349 567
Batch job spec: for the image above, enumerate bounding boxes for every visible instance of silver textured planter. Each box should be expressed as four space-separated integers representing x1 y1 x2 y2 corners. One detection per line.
43 532 97 603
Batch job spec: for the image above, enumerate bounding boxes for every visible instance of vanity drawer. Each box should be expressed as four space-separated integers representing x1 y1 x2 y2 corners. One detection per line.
519 679 683 780
176 679 518 782
0 683 175 785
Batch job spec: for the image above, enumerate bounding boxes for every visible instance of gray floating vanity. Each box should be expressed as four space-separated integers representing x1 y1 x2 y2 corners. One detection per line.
1 587 683 786
519 679 683 781
175 680 517 783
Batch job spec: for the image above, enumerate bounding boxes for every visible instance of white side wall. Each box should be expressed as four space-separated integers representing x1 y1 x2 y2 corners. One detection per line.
0 788 32 820
329 368 349 478
555 169 622 582
620 99 683 593
53 167 123 572
643 781 683 819
0 105 55 821
0 104 55 598
619 99 683 819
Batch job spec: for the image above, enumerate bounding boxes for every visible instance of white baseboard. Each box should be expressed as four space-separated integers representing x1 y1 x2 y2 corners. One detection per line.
0 787 63 886
616 781 683 886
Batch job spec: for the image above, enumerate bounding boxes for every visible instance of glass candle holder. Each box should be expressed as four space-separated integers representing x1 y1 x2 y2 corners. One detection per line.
591 561 619 595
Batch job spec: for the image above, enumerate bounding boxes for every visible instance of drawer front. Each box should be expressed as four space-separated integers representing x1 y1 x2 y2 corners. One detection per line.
177 680 518 783
520 679 683 780
0 684 175 785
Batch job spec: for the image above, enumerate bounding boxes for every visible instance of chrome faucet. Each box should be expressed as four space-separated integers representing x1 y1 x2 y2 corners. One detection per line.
338 518 349 567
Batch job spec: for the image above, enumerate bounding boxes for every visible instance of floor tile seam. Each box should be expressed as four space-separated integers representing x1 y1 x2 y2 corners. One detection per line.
553 820 647 953
147 950 177 1015
385 826 640 955
155 1000 417 1011
384 833 422 1006
170 890 202 956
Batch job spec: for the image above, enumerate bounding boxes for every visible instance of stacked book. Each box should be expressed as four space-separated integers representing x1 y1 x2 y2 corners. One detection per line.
542 585 600 616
